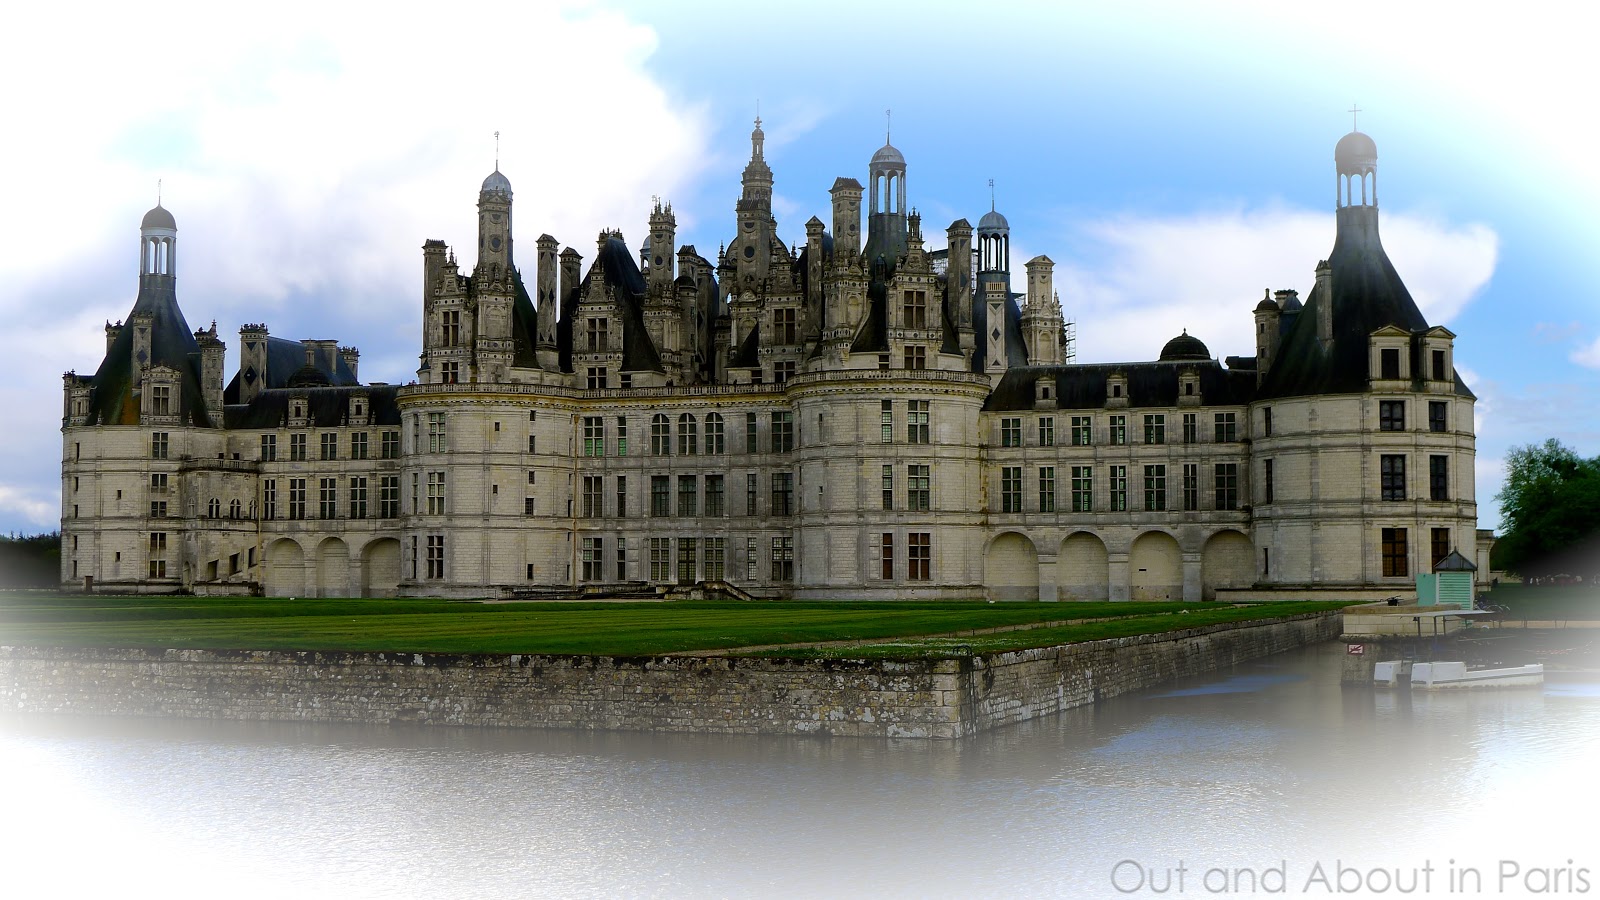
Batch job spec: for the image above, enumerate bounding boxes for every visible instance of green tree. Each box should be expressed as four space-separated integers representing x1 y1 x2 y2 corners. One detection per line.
0 531 61 589
1493 439 1600 575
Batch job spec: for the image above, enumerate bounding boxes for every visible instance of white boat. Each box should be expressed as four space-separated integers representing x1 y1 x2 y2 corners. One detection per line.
1409 661 1544 690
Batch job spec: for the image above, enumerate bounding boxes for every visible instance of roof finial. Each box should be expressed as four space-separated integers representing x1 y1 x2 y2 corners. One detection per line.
1349 103 1362 132
885 108 891 143
755 98 761 129
988 178 995 211
157 178 162 206
494 131 500 170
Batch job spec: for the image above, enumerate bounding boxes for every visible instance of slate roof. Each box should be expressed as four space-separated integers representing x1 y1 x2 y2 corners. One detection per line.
223 384 402 430
224 335 359 404
1259 207 1475 401
85 275 211 427
557 236 664 374
984 360 1258 412
969 285 1028 373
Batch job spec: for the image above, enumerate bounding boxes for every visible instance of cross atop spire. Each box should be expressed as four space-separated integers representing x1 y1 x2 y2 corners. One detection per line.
1348 104 1362 131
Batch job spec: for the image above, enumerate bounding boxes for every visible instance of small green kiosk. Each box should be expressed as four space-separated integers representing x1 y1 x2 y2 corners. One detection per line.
1416 550 1477 608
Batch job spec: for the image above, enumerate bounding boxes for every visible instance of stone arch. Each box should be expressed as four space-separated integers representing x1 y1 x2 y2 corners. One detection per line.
1130 531 1182 601
316 537 350 598
1057 531 1110 601
1202 530 1256 600
264 538 305 598
985 532 1039 601
360 538 402 598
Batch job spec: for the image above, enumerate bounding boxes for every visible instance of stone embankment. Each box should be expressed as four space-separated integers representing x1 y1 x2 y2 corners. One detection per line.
1 610 1340 739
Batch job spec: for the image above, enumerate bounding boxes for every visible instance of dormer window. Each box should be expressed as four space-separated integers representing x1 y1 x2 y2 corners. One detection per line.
1381 348 1400 379
1431 349 1446 381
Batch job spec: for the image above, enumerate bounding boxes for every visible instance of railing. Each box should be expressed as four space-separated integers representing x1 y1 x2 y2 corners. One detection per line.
178 456 261 474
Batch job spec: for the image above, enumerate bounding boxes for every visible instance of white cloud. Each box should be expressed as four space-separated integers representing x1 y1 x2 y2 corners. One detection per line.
0 483 58 531
1571 336 1600 369
1052 205 1497 363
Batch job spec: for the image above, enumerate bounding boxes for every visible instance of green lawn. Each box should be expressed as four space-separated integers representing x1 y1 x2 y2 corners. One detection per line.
0 592 1351 658
1475 583 1600 621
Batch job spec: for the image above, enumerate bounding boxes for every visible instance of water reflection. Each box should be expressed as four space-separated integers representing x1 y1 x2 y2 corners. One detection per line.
3 641 1597 898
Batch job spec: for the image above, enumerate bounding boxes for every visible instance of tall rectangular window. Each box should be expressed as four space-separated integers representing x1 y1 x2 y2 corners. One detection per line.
1070 416 1092 446
746 537 758 581
1109 465 1127 512
581 537 603 581
705 538 726 581
705 475 725 517
651 476 670 517
1429 455 1449 501
771 411 794 453
260 434 277 462
586 317 608 353
1381 455 1406 501
1263 459 1275 503
1001 466 1022 513
151 385 171 416
617 537 628 581
1382 528 1408 577
289 478 306 520
426 471 447 515
151 432 169 459
745 412 758 453
148 532 167 578
908 401 930 444
263 479 277 521
651 415 671 455
350 431 368 460
349 476 368 520
381 430 400 459
441 310 461 347
678 475 698 517
1214 412 1237 442
320 432 338 460
583 416 605 457
881 533 895 580
771 472 794 517
1108 416 1126 445
616 416 629 456
1431 527 1452 568
1071 466 1093 512
771 536 794 581
1001 418 1022 448
426 535 445 579
880 400 894 443
1381 347 1401 379
1182 413 1197 445
1432 349 1447 381
1379 400 1406 431
1262 407 1273 437
1038 466 1056 513
1143 465 1167 511
677 538 698 584
427 412 447 453
1038 417 1055 447
908 464 931 512
1429 401 1447 433
289 433 306 461
705 414 725 454
616 475 628 518
1214 464 1238 511
746 473 758 516
1143 415 1165 445
1182 463 1198 511
583 475 603 518
881 464 894 511
379 475 399 518
650 538 671 582
908 533 931 581
774 307 798 343
903 289 927 329
678 414 698 455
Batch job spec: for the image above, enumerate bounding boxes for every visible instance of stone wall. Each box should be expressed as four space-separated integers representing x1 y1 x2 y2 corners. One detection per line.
0 611 1339 739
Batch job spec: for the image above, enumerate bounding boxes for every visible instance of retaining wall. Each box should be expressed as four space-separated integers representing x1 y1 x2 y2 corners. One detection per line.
0 611 1340 739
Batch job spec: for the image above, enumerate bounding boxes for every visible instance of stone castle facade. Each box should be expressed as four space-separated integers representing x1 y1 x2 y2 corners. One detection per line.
59 124 1481 600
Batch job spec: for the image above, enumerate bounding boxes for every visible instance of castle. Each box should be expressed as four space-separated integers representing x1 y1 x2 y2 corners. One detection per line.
59 123 1483 600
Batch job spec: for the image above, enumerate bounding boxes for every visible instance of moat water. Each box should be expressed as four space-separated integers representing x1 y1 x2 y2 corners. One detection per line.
4 640 1598 898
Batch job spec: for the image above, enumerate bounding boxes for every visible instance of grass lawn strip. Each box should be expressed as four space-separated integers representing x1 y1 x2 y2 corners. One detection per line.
0 593 1351 658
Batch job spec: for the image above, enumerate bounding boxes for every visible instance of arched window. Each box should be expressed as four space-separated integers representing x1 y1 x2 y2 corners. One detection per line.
705 413 725 455
651 414 671 456
678 414 698 455
208 498 221 518
229 499 242 519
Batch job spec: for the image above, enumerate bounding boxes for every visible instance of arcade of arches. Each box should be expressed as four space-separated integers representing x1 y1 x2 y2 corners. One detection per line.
982 529 1257 602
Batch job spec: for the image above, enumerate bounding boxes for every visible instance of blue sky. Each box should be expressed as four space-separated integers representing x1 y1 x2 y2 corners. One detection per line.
1 0 1595 536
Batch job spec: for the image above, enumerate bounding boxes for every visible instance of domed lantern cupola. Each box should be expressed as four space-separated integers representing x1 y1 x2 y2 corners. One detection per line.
864 111 910 267
140 201 177 284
